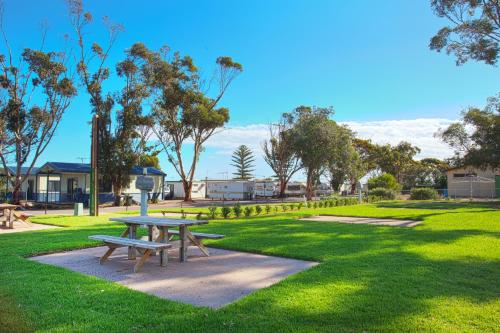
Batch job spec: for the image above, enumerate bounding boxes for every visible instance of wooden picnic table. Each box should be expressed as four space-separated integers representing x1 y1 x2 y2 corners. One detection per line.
0 203 18 229
109 216 209 263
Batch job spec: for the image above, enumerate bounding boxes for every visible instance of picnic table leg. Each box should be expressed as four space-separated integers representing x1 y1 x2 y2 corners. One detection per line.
134 249 152 273
7 209 13 229
147 225 157 257
186 230 210 256
128 224 137 260
179 225 188 263
158 226 168 267
1 209 6 227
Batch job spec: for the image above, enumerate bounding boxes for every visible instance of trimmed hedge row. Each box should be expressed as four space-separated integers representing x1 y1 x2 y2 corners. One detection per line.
202 197 361 219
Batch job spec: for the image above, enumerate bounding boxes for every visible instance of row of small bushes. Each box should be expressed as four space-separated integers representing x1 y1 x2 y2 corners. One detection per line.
204 202 305 219
201 197 360 219
317 197 359 207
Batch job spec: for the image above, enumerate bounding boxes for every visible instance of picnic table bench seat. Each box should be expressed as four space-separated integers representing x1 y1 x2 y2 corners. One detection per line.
89 235 172 272
166 230 225 239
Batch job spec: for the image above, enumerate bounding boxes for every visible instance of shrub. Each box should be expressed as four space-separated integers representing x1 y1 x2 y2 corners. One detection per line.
410 187 438 200
318 201 324 208
289 203 295 210
221 206 231 219
208 206 218 219
307 201 312 208
265 205 271 214
196 212 203 220
180 209 186 219
297 202 303 210
233 203 242 217
274 206 279 213
255 205 262 215
369 187 396 200
313 202 318 209
367 173 400 191
282 204 288 212
244 206 254 217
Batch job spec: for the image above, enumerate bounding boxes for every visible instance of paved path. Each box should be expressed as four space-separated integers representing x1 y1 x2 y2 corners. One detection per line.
300 215 421 227
31 244 317 308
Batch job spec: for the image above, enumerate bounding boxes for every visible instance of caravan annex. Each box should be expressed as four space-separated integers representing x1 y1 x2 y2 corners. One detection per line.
207 180 254 200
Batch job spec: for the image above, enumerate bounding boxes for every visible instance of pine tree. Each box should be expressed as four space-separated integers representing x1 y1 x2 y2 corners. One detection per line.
231 145 255 179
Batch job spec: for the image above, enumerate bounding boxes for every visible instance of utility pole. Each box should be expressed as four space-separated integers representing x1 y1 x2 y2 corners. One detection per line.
90 115 99 216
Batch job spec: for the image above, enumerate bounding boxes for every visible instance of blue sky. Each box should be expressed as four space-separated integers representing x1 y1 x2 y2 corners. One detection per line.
2 0 499 180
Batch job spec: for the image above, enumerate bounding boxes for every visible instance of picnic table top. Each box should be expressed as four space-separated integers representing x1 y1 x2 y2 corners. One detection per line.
110 216 208 227
0 203 18 209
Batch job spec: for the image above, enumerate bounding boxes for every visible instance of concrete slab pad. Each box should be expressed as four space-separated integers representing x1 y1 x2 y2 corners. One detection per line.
0 222 59 234
31 244 317 308
300 215 420 227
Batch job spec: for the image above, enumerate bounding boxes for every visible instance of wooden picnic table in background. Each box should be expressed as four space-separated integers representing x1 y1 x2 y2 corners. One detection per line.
109 216 209 263
0 203 18 229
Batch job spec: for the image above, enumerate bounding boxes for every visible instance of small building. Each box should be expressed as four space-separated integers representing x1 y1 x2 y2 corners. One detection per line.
447 166 499 198
0 166 39 201
207 180 254 200
254 179 276 197
35 162 166 204
164 180 206 199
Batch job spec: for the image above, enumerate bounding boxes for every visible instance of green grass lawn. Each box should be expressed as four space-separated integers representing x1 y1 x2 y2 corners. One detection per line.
0 201 499 332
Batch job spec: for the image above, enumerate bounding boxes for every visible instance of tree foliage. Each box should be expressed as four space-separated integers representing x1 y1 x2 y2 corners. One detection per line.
375 141 421 184
437 93 500 168
231 145 255 180
151 49 242 201
429 0 500 65
262 116 301 197
367 173 400 191
286 106 345 200
328 129 365 194
69 2 157 205
0 5 76 203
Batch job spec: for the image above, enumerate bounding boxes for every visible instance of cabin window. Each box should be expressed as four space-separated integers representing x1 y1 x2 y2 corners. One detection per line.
48 180 60 192
453 172 477 178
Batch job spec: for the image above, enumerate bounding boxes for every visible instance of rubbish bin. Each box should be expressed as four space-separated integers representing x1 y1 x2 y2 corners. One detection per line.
74 202 84 216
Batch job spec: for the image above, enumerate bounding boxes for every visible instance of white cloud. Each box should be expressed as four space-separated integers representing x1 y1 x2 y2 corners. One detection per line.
205 118 456 159
342 118 456 159
204 124 270 155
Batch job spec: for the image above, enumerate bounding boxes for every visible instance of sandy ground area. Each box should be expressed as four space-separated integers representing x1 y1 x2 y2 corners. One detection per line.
0 222 60 234
31 243 317 308
300 215 421 227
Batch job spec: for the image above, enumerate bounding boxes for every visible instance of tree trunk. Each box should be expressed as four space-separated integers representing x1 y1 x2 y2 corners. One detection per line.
278 179 287 198
183 180 192 202
350 182 356 195
11 182 21 205
113 185 122 206
305 170 314 201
